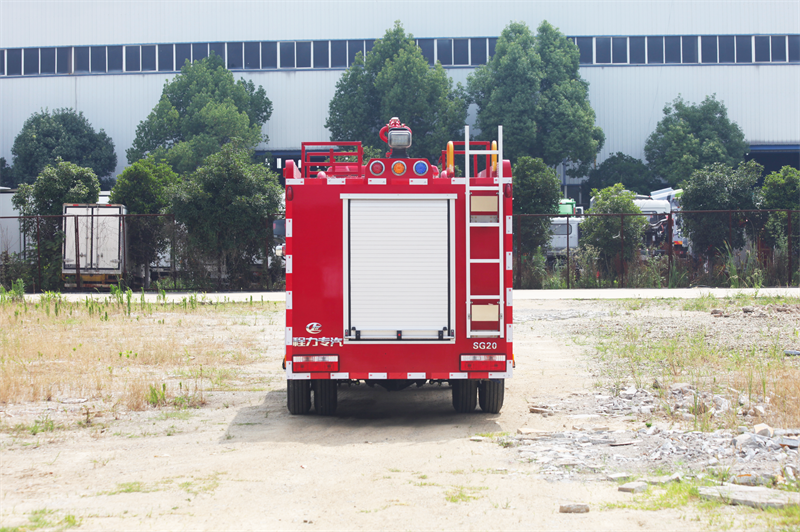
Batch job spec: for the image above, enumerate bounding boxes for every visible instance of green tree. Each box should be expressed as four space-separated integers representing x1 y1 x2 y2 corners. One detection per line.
583 152 655 197
513 157 562 253
680 160 761 258
171 142 282 288
758 165 800 249
110 159 178 287
580 184 646 273
326 22 468 163
645 95 748 187
127 54 272 175
8 108 116 188
468 21 604 174
12 159 101 290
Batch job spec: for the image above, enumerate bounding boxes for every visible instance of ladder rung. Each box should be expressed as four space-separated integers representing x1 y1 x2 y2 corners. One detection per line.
469 258 500 264
467 186 501 191
469 222 500 227
469 295 500 299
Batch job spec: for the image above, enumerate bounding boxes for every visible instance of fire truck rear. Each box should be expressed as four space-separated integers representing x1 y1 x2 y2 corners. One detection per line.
283 118 513 415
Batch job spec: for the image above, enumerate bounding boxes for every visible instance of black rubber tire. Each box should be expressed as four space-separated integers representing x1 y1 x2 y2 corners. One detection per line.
313 380 338 416
479 379 505 413
451 380 478 413
287 380 311 415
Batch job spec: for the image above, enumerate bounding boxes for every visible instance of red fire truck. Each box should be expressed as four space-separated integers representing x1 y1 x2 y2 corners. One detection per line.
283 118 513 415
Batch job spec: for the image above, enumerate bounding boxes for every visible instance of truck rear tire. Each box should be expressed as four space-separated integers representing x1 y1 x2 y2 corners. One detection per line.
479 379 505 413
314 380 338 416
287 380 311 415
452 380 478 413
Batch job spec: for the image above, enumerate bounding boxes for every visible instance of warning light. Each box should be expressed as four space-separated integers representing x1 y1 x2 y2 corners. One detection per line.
413 160 428 176
369 160 385 175
392 161 407 175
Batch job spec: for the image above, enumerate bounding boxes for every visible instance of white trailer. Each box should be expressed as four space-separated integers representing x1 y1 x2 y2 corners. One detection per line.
62 203 127 287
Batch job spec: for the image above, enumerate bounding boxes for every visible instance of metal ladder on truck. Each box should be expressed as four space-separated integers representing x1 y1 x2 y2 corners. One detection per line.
464 125 505 339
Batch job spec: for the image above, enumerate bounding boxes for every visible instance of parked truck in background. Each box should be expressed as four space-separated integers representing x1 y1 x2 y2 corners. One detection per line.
62 203 127 288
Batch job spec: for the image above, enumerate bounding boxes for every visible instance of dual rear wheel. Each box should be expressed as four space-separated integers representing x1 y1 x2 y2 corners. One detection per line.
286 380 338 415
452 379 505 413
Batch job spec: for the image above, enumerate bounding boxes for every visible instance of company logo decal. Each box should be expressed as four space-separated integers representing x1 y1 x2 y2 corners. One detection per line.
306 322 322 334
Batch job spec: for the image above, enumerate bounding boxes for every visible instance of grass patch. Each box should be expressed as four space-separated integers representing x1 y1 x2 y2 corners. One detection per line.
179 472 222 496
0 508 80 532
445 485 487 503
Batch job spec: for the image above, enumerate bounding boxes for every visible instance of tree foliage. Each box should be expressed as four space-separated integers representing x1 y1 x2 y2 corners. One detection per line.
127 54 272 175
680 160 761 257
645 95 748 187
171 142 282 288
468 21 604 175
513 157 562 253
583 152 655 197
758 165 800 248
325 22 468 163
580 184 646 268
8 108 116 188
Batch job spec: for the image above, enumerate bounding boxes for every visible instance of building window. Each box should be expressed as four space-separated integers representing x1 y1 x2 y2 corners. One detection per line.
0 50 4 75
209 43 225 61
771 36 786 62
193 43 208 62
629 36 645 64
418 39 434 65
595 37 611 63
175 43 191 70
365 40 375 53
7 49 21 75
313 41 328 68
437 39 452 65
296 41 311 68
24 48 39 75
331 40 346 67
701 36 717 63
227 42 243 69
41 48 55 74
576 37 593 64
664 36 680 63
279 42 294 68
453 38 469 65
612 37 627 63
790 35 800 62
158 44 173 71
244 42 259 69
108 46 123 72
125 46 140 71
719 36 735 63
262 42 277 69
736 35 751 63
682 36 698 63
57 47 71 74
142 45 156 71
90 46 105 72
647 37 663 63
488 38 497 58
74 47 89 73
471 38 487 65
754 36 770 62
348 40 363 65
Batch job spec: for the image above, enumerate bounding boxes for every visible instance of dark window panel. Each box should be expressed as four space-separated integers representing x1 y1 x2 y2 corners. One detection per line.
107 46 122 72
192 43 208 61
279 42 294 68
158 44 173 71
331 40 346 67
790 35 800 62
90 46 105 72
313 41 328 68
471 38 487 65
74 46 89 72
595 37 611 63
57 47 71 73
719 36 735 63
701 36 717 63
682 36 698 63
7 49 21 75
365 39 374 53
262 42 277 68
488 38 497 58
24 48 39 75
437 39 452 65
348 40 363 65
0 50 5 75
141 45 156 71
296 41 311 68
453 38 469 65
209 43 225 61
227 42 243 69
736 35 751 63
754 36 770 62
418 38 434 65
125 46 140 71
612 37 627 63
771 36 786 62
577 37 593 64
629 36 645 64
664 36 680 63
175 43 191 70
40 48 55 74
647 36 663 63
244 42 259 69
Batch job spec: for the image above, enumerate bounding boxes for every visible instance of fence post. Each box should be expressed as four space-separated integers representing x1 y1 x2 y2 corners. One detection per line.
789 210 793 286
74 215 82 290
728 211 732 250
171 214 177 290
566 214 571 290
36 215 42 293
620 214 625 288
667 211 673 284
121 213 127 285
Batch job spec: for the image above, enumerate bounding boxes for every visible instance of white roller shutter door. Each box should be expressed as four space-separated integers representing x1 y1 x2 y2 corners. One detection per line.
347 198 451 340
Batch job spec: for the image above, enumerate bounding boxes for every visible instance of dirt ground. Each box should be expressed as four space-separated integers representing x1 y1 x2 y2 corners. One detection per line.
2 296 795 531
